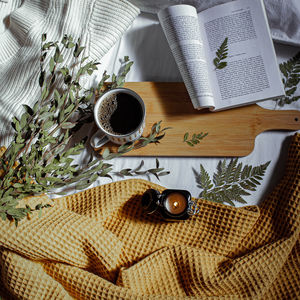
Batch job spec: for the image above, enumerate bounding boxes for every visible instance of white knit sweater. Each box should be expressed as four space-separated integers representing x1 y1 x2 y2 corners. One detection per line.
0 0 139 147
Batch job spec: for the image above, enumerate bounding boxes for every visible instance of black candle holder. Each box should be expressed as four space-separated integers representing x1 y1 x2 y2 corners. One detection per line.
141 188 193 221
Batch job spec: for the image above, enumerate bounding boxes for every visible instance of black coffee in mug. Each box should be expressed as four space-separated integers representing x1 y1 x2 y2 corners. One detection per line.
90 88 146 148
98 92 143 135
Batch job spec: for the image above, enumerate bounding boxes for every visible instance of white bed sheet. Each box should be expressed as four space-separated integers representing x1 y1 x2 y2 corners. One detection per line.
76 12 300 207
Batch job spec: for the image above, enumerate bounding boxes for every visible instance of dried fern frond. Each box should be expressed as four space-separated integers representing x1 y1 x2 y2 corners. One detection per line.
194 159 270 205
276 51 300 106
213 37 228 70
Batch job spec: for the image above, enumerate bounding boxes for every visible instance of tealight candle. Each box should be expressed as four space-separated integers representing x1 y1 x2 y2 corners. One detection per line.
141 188 192 221
164 192 188 215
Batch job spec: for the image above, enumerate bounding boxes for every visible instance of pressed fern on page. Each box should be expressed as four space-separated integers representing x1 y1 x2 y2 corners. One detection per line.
276 51 300 106
213 37 228 70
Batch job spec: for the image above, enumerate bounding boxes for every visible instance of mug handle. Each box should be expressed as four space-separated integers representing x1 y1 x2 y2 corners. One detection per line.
90 130 109 148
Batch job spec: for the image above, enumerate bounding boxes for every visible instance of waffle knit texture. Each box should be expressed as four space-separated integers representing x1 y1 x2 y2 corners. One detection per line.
0 0 139 147
0 133 299 299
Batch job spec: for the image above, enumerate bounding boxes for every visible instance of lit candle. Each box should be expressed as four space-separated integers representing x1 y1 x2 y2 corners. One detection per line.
142 189 192 221
164 192 188 215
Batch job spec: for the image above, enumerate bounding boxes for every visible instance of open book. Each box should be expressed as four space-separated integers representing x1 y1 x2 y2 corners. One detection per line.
158 0 285 111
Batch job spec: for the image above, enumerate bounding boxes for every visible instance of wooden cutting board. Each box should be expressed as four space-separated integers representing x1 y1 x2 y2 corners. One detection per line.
100 82 300 157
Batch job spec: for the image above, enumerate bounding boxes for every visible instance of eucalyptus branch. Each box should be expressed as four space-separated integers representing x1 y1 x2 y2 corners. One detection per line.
100 121 172 160
114 159 170 181
0 34 149 225
137 121 172 148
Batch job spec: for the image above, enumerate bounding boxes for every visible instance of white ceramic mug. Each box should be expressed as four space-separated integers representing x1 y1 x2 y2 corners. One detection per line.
90 88 146 148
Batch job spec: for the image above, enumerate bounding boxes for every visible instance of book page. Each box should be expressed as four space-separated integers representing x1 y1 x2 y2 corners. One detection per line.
158 5 215 110
198 0 285 110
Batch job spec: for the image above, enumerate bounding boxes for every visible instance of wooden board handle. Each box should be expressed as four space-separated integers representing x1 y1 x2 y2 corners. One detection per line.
256 106 300 133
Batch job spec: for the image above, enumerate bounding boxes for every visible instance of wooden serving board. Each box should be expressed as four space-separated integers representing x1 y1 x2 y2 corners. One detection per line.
100 82 300 157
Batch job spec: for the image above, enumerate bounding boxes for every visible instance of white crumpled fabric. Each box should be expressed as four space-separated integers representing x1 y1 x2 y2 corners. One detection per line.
129 0 300 46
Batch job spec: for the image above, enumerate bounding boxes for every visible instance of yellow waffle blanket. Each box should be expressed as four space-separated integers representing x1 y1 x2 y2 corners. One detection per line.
0 134 299 299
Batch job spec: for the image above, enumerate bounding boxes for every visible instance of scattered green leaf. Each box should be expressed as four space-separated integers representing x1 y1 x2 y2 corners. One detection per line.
183 132 208 146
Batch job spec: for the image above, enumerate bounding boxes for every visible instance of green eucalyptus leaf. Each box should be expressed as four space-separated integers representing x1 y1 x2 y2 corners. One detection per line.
120 168 132 175
49 57 55 73
39 71 45 87
102 148 110 160
40 111 52 120
64 104 75 114
58 111 65 123
135 171 147 175
67 42 75 48
44 120 54 130
99 167 113 177
76 180 92 190
23 104 34 116
158 171 170 177
20 113 28 129
42 42 52 51
41 87 49 101
134 160 144 172
33 102 39 114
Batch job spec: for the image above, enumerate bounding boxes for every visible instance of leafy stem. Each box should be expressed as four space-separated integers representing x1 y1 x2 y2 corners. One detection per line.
114 159 170 181
213 37 228 70
183 132 208 147
100 121 171 160
0 34 170 225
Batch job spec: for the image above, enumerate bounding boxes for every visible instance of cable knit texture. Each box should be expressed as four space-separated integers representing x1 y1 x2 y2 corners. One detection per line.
0 0 139 147
0 133 299 299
